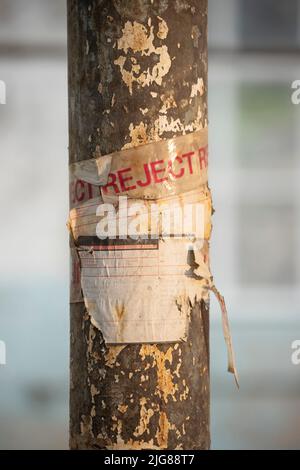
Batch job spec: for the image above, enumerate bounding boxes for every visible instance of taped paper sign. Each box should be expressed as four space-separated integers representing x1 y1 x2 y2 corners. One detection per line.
69 128 208 208
68 127 239 385
69 188 212 242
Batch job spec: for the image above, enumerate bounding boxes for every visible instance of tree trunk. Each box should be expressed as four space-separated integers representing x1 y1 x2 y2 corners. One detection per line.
68 0 209 450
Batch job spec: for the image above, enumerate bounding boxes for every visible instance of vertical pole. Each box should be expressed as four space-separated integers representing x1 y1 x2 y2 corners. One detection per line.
68 0 209 450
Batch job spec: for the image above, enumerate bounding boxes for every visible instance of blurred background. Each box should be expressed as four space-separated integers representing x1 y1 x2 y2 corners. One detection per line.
0 0 299 450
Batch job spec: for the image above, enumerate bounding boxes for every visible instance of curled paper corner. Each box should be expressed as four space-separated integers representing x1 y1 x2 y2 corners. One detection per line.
209 283 239 389
72 154 112 186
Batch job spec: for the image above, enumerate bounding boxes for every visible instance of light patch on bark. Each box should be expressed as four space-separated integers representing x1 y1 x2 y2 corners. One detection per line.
122 107 205 149
139 345 179 403
104 345 126 368
133 397 155 437
122 121 149 148
160 94 177 114
114 18 171 94
117 404 128 414
155 412 176 448
190 78 204 98
179 379 190 401
157 16 168 39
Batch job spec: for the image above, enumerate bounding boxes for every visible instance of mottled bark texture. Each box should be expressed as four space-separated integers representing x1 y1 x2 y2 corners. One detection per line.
68 0 209 450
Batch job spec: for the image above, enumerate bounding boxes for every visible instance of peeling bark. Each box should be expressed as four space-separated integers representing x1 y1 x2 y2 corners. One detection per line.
68 0 209 450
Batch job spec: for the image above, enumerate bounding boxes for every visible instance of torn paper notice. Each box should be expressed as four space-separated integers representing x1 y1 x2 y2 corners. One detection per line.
68 126 239 385
79 238 210 344
68 187 212 342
